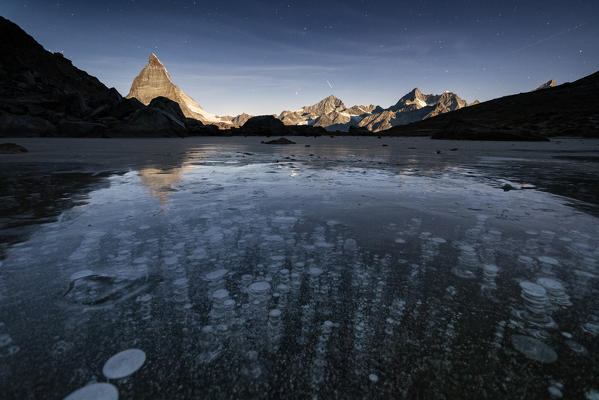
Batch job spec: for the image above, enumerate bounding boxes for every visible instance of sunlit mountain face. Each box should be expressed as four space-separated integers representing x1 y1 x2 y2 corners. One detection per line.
1 1 599 399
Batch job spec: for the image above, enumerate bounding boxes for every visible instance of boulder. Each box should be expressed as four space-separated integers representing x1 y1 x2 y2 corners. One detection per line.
241 115 285 135
108 97 145 119
262 138 296 145
123 108 186 136
185 117 217 136
0 112 56 136
348 125 369 135
0 142 28 153
149 96 186 123
57 120 107 136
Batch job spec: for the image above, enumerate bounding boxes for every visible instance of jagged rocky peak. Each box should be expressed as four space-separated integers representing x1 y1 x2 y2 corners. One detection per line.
126 53 175 105
405 88 424 100
303 94 345 115
126 53 230 125
437 91 468 108
393 88 439 109
231 112 253 126
535 79 557 91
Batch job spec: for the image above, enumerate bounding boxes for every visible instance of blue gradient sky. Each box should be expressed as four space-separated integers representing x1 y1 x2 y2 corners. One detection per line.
2 0 598 116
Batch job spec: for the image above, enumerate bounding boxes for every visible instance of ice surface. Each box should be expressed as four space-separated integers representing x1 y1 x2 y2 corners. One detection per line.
1 138 599 398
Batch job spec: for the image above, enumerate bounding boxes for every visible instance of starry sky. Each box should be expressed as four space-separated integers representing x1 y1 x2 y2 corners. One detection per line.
2 0 598 116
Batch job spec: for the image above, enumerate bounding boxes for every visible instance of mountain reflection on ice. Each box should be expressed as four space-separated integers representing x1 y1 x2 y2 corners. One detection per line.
0 141 599 399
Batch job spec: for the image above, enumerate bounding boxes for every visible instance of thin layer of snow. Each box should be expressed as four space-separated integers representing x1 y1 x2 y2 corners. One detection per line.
178 90 231 124
416 99 427 108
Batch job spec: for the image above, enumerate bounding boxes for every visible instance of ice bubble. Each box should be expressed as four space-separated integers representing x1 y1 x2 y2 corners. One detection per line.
536 277 564 291
344 238 358 251
432 237 446 244
247 350 258 361
277 284 290 293
537 256 559 266
369 373 379 383
70 270 95 281
519 281 546 298
565 340 587 354
0 333 12 347
173 278 188 286
511 335 557 363
136 294 152 303
517 255 534 265
224 299 236 307
248 281 271 294
50 340 73 357
548 386 563 398
587 390 599 400
394 238 406 244
582 321 599 336
102 348 146 379
269 309 281 318
308 267 323 276
212 289 230 300
483 264 499 275
536 277 571 307
163 256 178 265
205 269 228 281
64 383 118 400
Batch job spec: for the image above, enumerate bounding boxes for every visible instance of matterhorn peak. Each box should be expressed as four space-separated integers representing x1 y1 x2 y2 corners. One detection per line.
126 53 230 125
148 53 163 66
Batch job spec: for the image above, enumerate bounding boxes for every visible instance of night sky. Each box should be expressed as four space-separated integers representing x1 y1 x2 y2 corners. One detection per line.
2 0 597 116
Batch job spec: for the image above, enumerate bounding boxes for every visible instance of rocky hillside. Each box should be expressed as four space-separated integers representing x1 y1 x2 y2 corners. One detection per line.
381 71 599 140
0 16 122 136
126 54 232 127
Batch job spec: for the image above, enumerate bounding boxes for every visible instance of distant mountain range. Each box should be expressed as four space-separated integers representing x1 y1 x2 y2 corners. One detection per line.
1 16 597 140
126 54 477 132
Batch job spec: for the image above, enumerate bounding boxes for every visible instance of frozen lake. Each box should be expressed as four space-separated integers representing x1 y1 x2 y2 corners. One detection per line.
1 137 599 399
